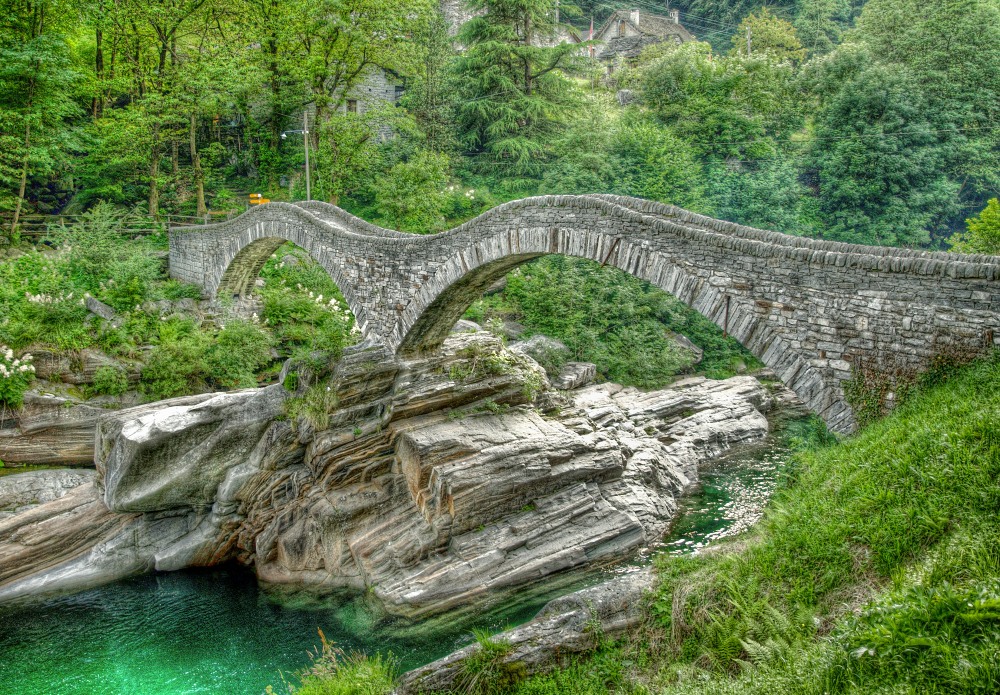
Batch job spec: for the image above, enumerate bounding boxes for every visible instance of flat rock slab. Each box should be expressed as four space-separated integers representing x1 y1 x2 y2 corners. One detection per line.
394 567 655 693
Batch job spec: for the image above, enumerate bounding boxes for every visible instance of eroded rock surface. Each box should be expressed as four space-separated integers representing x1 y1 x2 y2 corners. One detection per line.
395 567 655 693
0 333 779 617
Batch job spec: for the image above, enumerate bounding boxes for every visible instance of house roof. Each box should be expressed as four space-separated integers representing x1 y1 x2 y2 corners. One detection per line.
597 34 666 60
593 9 695 45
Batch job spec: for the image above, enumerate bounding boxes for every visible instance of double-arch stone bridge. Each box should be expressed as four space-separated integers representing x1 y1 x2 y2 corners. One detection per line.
169 195 1000 434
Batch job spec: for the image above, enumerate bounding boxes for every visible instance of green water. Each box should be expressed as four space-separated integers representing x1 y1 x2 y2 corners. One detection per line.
0 420 806 695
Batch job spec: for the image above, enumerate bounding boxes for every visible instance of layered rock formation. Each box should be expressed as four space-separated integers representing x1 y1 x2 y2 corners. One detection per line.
0 333 778 617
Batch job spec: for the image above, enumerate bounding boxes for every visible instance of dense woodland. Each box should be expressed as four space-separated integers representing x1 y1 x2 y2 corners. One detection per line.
2 0 999 250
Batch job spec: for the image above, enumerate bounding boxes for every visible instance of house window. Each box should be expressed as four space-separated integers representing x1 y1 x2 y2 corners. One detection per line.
618 20 625 37
347 99 357 114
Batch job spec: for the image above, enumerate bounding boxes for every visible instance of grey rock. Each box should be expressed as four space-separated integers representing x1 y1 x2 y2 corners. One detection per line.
30 348 138 386
672 333 704 365
552 362 597 390
0 393 109 465
85 296 116 321
501 320 526 340
395 567 655 693
450 319 481 334
0 334 780 616
509 335 569 364
0 469 93 514
96 387 287 513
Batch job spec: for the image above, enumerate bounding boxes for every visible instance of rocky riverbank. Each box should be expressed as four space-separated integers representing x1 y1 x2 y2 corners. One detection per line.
0 329 782 619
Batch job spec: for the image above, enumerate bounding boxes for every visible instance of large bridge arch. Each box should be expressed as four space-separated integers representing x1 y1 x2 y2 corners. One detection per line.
169 196 1000 434
392 229 831 423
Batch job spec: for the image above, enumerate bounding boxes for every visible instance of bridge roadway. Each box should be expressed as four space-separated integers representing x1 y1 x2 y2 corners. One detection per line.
168 195 1000 433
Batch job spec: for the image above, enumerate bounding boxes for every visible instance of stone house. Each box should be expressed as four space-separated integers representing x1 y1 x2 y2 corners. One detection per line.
590 7 695 74
339 67 405 118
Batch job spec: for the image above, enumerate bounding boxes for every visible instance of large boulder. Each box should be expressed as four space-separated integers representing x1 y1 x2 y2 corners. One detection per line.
96 387 287 513
552 362 597 390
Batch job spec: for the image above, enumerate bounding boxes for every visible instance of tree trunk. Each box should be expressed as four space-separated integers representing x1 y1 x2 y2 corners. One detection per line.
190 112 206 216
11 121 31 236
93 25 104 118
149 123 161 217
171 139 179 175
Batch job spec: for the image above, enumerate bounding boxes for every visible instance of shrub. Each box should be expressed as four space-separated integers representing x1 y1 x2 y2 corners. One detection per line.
454 630 527 695
140 325 210 400
206 320 274 389
0 346 35 409
90 365 129 397
274 628 395 695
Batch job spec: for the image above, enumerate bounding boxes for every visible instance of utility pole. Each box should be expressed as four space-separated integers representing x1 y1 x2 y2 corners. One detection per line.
303 111 311 202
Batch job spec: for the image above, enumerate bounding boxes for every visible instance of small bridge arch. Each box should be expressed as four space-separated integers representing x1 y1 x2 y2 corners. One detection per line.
169 195 1000 434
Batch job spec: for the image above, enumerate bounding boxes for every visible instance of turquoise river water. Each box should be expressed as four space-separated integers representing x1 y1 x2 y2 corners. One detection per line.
0 420 805 694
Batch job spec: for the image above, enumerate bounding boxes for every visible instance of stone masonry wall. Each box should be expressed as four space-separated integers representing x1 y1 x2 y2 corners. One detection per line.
169 196 1000 433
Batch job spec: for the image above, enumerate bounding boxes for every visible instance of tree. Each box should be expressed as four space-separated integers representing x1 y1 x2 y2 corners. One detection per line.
949 199 1000 255
731 8 806 65
453 0 582 180
807 54 959 246
794 0 852 55
611 119 707 210
375 150 450 232
804 0 1000 246
641 41 803 161
0 0 81 232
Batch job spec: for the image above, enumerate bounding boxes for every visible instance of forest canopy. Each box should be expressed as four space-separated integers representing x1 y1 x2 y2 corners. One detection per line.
1 0 998 250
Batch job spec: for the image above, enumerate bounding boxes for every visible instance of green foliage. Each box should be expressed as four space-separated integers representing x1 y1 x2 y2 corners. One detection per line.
206 320 274 389
139 319 210 400
0 345 35 409
455 629 527 695
469 256 758 387
258 244 356 362
454 0 582 181
374 150 450 232
731 8 807 65
828 582 1000 692
276 628 395 695
643 351 1000 688
950 198 1000 255
285 383 340 431
89 365 129 397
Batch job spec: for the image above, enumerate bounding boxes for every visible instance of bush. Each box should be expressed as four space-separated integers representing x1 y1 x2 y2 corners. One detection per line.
467 257 758 388
140 321 210 399
274 629 395 695
206 320 274 389
89 365 130 397
454 630 527 695
0 346 35 409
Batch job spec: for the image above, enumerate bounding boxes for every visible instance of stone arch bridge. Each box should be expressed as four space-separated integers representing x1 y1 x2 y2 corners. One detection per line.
169 195 1000 434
